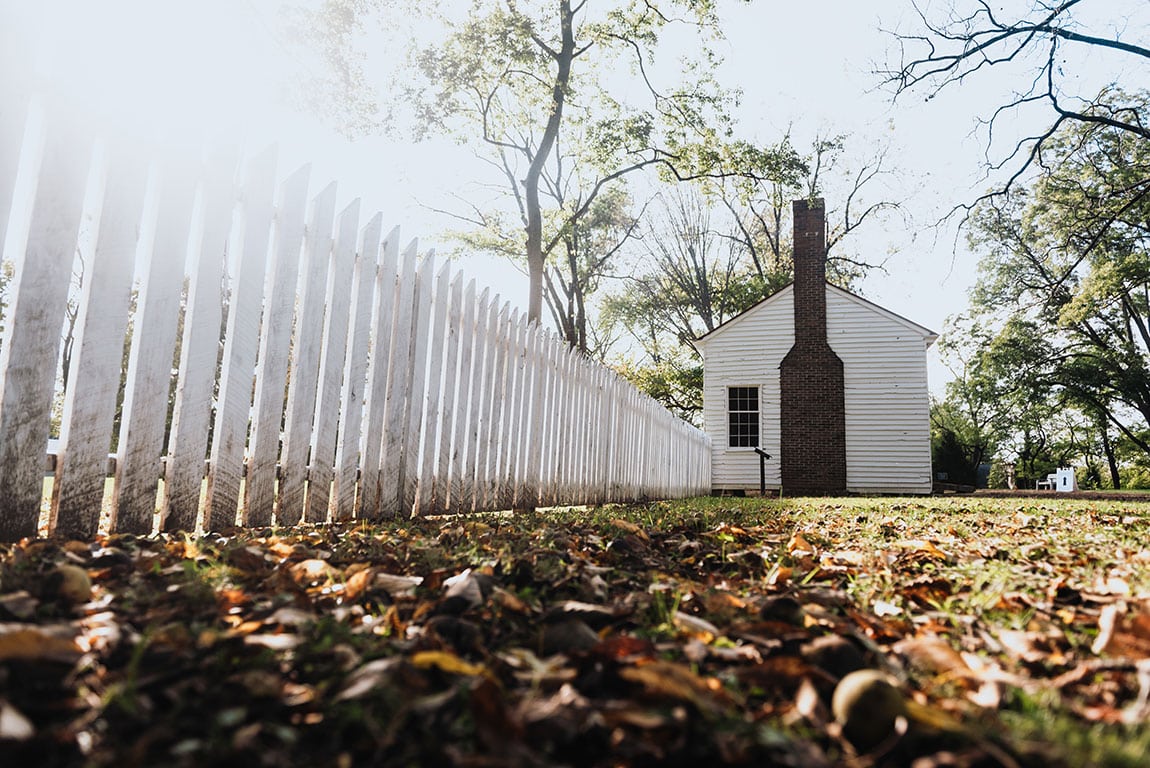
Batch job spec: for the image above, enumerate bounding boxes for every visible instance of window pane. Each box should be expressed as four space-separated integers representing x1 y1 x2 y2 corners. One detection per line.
728 411 759 447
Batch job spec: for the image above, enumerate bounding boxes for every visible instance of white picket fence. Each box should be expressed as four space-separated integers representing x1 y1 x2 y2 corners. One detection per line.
0 97 711 540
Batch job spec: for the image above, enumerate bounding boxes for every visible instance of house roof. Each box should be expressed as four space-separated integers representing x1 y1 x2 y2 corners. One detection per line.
691 282 938 348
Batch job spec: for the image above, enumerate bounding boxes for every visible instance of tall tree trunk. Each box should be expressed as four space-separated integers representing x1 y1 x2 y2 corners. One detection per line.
524 0 575 323
1100 419 1121 489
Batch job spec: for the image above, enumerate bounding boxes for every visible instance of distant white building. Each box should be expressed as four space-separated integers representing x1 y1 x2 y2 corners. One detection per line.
693 200 937 495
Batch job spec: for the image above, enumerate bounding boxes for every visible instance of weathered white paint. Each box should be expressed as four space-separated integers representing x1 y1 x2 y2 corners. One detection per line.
447 280 477 513
203 146 277 532
112 159 200 534
305 199 360 524
244 165 311 527
54 145 149 537
357 227 400 519
433 272 465 514
277 183 338 524
485 305 512 510
333 213 383 522
694 284 936 494
473 299 502 511
162 147 237 533
378 240 419 518
461 289 491 513
415 260 454 515
0 107 91 540
402 251 435 515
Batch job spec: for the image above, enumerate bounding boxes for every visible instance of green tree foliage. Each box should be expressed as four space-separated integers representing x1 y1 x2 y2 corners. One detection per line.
296 0 757 333
947 92 1150 486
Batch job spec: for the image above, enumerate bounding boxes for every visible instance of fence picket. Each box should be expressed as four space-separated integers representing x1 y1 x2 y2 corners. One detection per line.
162 147 238 533
379 240 419 518
203 146 277 532
432 272 464 514
474 300 502 511
491 309 518 510
0 107 92 540
244 165 311 527
501 314 527 510
53 146 149 537
415 260 453 516
358 229 400 519
447 280 477 513
303 199 359 524
402 252 435 516
112 159 199 534
278 183 338 524
462 289 491 513
333 213 383 522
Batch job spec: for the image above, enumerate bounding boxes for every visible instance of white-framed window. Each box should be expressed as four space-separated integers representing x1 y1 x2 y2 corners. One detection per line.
727 386 759 448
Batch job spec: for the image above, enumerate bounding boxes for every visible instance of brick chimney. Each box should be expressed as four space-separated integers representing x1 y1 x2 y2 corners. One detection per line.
779 198 847 494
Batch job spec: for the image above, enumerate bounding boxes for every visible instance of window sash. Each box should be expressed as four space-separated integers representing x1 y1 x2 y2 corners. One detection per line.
727 386 759 448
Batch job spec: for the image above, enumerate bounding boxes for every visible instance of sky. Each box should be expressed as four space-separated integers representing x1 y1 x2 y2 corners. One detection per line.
3 0 1147 394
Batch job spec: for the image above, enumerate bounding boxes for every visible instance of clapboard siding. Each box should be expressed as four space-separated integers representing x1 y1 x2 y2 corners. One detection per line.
696 284 934 494
0 104 711 540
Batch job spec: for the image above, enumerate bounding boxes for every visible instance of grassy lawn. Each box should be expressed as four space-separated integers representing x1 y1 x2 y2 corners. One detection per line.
2 495 1148 766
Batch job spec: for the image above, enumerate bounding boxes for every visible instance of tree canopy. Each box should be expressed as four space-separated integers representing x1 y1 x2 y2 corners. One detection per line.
937 91 1150 487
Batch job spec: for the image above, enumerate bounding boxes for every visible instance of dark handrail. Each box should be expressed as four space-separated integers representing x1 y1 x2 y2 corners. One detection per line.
753 447 771 496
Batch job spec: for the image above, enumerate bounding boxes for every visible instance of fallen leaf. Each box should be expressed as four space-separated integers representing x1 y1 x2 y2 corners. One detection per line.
0 625 82 663
787 533 816 556
411 650 486 676
609 519 650 542
620 660 735 715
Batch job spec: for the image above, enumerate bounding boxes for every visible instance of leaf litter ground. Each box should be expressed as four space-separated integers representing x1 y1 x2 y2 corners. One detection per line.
2 496 1149 766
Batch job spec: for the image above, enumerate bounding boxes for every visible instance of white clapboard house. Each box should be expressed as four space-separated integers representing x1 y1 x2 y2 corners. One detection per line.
693 199 937 495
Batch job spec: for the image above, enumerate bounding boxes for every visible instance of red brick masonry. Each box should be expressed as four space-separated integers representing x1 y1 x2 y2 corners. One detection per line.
780 199 847 494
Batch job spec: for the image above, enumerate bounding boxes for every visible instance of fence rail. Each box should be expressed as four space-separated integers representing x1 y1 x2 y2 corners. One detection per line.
0 97 711 541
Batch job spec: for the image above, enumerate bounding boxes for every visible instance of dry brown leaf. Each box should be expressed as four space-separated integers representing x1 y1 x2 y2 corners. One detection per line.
609 519 649 542
787 533 816 556
620 660 735 715
288 558 338 588
894 636 972 682
896 539 951 562
0 625 82 663
1093 603 1150 658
